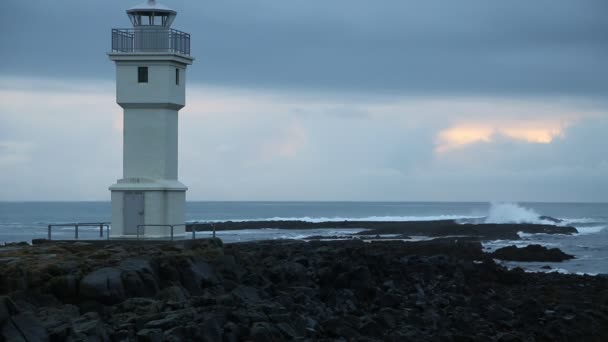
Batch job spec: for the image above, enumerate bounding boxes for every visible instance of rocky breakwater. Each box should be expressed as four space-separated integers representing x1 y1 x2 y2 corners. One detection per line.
189 220 578 241
492 244 575 262
0 238 607 341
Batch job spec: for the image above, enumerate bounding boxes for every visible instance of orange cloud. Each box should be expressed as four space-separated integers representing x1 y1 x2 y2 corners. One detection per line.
436 120 571 153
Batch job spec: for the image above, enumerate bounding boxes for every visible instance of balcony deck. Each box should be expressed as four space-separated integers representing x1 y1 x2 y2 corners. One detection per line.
111 28 190 55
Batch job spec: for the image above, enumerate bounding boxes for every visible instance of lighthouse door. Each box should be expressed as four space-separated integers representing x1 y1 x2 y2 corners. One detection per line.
124 191 144 235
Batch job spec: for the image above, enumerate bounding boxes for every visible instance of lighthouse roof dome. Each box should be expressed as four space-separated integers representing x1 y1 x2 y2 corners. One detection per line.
127 0 176 14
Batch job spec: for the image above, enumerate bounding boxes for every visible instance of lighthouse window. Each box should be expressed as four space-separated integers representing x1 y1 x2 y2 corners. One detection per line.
138 67 148 83
175 69 179 85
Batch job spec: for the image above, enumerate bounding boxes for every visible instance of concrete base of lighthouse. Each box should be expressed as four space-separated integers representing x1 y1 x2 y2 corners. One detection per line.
109 179 186 239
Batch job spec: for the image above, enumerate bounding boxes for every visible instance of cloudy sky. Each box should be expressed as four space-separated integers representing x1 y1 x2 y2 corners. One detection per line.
1 0 607 201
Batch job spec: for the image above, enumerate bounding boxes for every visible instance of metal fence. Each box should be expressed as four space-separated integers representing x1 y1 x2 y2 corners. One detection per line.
136 223 216 241
45 222 216 241
47 222 110 240
111 28 191 55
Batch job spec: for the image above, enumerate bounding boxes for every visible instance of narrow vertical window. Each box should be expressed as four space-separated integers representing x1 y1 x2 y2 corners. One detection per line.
175 68 180 85
138 67 148 83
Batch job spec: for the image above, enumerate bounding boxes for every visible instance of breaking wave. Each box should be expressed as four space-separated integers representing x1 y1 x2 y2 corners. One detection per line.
484 202 553 225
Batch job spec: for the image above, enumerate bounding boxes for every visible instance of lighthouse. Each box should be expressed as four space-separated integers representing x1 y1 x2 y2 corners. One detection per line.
108 0 194 238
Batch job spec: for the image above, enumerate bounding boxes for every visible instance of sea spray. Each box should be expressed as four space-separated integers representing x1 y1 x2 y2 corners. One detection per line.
484 202 546 224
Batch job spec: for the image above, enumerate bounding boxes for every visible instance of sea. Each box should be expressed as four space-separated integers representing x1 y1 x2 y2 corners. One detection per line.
0 201 606 275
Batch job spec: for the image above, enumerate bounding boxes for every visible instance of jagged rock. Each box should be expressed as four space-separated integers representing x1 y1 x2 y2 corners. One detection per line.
70 312 110 341
144 314 180 330
137 328 163 342
199 315 224 341
120 258 160 297
323 316 359 338
49 275 80 300
3 312 49 342
492 245 575 262
349 266 373 290
118 298 162 316
179 258 219 294
231 286 261 303
250 322 282 342
190 220 578 240
0 296 18 324
156 285 190 304
80 267 125 304
0 239 606 341
223 321 241 342
38 305 80 340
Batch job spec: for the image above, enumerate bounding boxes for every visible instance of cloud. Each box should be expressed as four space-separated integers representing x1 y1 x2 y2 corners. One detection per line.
0 141 35 166
2 0 607 96
435 120 570 153
0 76 607 201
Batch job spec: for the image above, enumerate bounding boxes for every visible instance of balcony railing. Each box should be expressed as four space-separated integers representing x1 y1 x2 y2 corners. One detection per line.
111 28 191 55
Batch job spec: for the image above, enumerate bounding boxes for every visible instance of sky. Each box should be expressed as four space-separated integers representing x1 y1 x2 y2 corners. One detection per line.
0 0 607 202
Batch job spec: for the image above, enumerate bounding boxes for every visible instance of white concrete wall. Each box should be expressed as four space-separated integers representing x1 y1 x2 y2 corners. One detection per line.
123 108 178 180
110 191 125 236
115 61 187 107
109 54 193 240
110 189 186 238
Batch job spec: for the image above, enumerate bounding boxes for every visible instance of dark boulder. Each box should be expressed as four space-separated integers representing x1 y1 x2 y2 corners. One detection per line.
250 322 282 342
80 267 126 304
491 245 575 262
0 296 18 324
120 258 160 298
2 312 49 342
137 328 163 342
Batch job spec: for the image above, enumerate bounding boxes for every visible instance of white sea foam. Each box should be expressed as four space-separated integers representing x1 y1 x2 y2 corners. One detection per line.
574 225 606 235
482 239 560 253
561 218 605 225
484 202 551 224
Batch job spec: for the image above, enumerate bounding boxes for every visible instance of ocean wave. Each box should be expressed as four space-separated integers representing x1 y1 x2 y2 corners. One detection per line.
561 218 606 225
482 239 560 252
574 225 607 235
484 202 553 225
522 268 599 276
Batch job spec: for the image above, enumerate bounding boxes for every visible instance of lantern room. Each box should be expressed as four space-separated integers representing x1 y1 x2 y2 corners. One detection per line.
127 0 177 28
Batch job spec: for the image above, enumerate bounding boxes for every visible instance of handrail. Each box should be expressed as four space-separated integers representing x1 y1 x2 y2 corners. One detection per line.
111 28 191 55
47 222 110 240
136 224 186 241
136 222 216 240
187 222 216 239
45 222 219 241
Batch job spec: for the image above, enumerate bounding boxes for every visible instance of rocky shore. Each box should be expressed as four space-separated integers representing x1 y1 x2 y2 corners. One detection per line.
1 237 606 341
188 220 578 241
491 244 575 262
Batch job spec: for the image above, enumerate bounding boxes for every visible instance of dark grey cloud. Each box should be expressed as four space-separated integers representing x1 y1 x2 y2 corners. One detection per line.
1 0 607 96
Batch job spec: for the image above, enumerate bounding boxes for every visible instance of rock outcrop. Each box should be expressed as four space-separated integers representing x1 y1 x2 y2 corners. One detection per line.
0 238 606 341
492 244 575 262
188 220 578 240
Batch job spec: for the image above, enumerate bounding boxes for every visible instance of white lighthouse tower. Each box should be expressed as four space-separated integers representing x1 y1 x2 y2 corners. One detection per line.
108 0 194 239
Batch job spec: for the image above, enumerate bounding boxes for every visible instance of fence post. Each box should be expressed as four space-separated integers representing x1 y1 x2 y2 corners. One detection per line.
213 224 216 238
192 224 196 240
170 225 174 241
48 225 51 240
137 225 140 240
75 224 79 240
99 224 103 238
107 225 110 240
